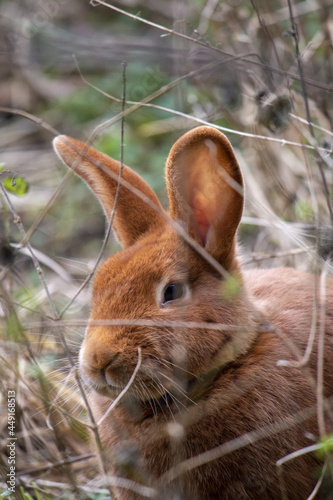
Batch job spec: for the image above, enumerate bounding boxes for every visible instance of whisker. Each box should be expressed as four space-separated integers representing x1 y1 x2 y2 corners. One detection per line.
150 380 174 420
157 371 196 405
150 354 198 378
137 380 158 418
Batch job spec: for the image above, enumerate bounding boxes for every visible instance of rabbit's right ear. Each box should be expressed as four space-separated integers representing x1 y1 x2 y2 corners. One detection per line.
166 127 244 269
53 136 164 248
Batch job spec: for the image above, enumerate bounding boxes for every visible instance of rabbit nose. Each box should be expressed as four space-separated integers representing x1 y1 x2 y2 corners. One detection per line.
87 348 120 372
103 353 120 373
81 329 120 371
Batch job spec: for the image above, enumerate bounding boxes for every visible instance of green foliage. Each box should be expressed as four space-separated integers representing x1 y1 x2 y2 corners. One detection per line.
0 491 12 498
4 314 25 342
2 176 29 196
19 487 44 500
0 163 28 196
294 199 314 222
18 486 54 500
55 84 114 125
220 272 242 301
1 487 46 500
316 434 333 460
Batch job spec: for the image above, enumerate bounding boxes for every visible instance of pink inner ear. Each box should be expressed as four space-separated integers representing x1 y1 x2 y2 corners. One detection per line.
190 181 221 246
166 128 244 265
188 150 222 247
191 193 211 246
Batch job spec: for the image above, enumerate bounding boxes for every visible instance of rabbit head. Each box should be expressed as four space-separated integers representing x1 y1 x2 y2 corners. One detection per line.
53 127 258 407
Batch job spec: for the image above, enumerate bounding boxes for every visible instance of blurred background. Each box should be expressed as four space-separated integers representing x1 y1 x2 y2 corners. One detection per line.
1 0 333 498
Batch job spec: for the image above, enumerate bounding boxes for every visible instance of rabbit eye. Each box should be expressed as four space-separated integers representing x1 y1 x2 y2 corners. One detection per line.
162 283 186 304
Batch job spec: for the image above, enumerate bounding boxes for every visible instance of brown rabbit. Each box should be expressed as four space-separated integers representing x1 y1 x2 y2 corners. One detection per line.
53 127 333 500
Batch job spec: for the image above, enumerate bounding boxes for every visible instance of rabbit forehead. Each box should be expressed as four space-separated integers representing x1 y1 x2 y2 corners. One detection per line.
91 229 193 316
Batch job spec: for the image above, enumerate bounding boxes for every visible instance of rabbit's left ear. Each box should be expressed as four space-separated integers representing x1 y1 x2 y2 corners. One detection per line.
166 127 244 269
53 135 165 248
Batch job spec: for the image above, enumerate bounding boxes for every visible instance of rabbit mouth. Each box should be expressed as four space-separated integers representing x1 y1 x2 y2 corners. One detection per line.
90 376 177 402
94 364 227 407
86 351 234 411
90 382 123 399
137 375 214 420
138 358 235 420
93 375 193 412
88 361 231 422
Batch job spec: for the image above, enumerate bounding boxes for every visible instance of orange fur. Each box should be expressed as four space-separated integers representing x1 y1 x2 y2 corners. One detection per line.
53 127 333 499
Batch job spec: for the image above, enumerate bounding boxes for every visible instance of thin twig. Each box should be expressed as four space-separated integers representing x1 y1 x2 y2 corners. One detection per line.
243 247 313 265
97 347 142 426
317 260 328 437
16 453 94 477
307 460 328 500
287 0 333 222
10 243 73 284
250 0 284 86
20 169 73 249
276 446 328 500
1 177 114 497
290 112 333 137
159 399 330 486
59 61 128 317
18 476 156 498
26 318 249 331
77 62 332 153
90 0 333 94
0 354 88 429
0 182 59 318
0 107 60 136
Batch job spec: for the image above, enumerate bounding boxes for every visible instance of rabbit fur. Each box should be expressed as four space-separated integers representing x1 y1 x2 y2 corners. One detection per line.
53 127 333 500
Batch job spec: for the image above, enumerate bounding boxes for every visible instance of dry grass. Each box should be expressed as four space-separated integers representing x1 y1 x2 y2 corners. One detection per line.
1 0 333 498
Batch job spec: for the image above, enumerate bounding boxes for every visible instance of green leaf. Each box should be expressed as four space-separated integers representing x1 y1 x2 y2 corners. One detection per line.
0 491 12 497
0 163 5 173
19 487 35 500
220 272 242 301
2 177 29 196
316 434 333 459
294 199 313 222
4 314 25 342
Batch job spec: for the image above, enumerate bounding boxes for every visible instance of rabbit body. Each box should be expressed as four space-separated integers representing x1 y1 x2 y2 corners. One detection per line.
88 259 333 500
53 127 333 500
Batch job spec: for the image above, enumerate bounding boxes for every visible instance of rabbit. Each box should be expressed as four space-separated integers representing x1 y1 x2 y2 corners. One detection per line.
53 126 333 500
